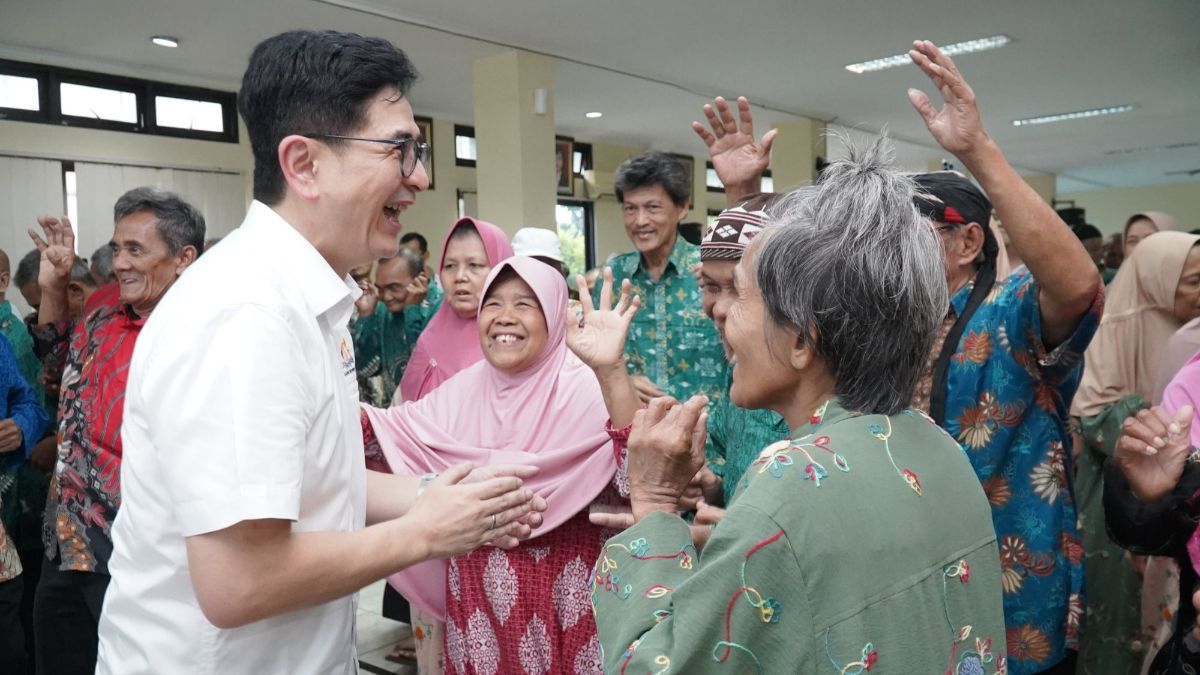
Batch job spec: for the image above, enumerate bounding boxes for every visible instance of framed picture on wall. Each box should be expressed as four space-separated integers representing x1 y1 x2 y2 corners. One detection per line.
415 115 434 190
668 152 695 207
556 136 574 196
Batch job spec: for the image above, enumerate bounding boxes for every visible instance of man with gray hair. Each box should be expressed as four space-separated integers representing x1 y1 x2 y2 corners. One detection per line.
904 42 1101 675
352 247 431 406
27 186 204 675
599 151 726 404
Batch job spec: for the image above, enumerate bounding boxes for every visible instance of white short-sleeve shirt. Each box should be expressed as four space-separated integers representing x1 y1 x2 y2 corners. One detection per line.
97 201 367 675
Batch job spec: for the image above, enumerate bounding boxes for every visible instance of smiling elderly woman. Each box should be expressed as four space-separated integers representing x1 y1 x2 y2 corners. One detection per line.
589 141 1007 674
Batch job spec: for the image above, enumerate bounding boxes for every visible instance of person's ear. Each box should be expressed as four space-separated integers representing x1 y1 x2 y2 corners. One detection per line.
174 246 198 275
278 135 324 202
958 222 986 266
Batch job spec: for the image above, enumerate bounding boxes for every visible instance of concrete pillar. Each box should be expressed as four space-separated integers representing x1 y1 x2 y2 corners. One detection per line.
472 51 556 236
771 118 826 190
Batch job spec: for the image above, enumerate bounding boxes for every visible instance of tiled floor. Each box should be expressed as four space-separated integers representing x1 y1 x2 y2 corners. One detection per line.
357 580 416 674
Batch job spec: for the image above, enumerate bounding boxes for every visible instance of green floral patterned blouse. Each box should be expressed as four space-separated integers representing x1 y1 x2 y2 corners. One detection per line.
592 399 1008 674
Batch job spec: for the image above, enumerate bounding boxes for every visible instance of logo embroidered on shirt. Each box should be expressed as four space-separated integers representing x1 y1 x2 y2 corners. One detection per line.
339 337 355 375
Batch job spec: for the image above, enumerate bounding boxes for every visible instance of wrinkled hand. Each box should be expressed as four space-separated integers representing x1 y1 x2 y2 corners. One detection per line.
1193 589 1200 640
690 499 727 551
355 280 378 316
692 96 776 199
907 40 991 160
405 463 545 557
28 216 77 292
630 375 666 404
405 273 430 308
0 419 23 454
678 466 722 511
1114 405 1194 503
566 267 640 372
29 436 56 473
628 396 709 522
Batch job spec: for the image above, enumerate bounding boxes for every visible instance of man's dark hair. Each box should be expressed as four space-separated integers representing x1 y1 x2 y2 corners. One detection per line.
239 30 420 205
14 249 40 289
70 258 96 286
91 244 115 284
114 187 206 255
400 232 429 254
613 151 691 207
1073 223 1102 241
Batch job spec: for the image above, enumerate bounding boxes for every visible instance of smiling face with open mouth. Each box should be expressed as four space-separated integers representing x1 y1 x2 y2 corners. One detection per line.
477 268 548 374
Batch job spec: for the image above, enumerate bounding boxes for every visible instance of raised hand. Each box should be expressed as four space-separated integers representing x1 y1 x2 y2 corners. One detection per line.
28 215 77 292
692 96 776 203
1114 405 1194 503
628 395 709 522
405 272 429 308
354 279 378 316
906 40 990 160
404 462 545 557
566 267 640 372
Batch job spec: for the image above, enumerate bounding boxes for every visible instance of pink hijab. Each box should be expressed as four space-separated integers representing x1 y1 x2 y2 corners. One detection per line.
364 256 618 620
397 217 514 402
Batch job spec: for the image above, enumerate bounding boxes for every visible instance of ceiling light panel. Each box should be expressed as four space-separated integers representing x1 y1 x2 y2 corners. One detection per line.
845 35 1011 74
1012 105 1135 127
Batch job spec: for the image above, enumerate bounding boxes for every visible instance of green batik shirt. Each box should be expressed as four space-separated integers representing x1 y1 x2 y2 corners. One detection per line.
599 237 727 401
705 374 791 504
351 293 439 407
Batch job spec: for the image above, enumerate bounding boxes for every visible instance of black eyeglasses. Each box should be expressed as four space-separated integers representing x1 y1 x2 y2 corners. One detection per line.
312 134 429 178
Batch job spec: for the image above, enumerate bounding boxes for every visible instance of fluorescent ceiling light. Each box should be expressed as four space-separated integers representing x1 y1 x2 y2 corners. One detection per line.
1012 105 1135 127
585 111 602 119
845 35 1011 74
151 36 179 48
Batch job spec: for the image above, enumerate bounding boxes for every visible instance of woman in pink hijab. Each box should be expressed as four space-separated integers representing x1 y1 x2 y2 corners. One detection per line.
396 217 514 403
364 257 641 674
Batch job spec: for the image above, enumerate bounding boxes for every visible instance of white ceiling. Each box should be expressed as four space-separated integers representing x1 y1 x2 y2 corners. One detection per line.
2 0 1198 193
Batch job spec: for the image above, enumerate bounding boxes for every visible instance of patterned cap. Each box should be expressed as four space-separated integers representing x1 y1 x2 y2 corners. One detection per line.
700 192 780 261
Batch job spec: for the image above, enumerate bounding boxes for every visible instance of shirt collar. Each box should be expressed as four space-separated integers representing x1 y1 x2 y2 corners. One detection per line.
244 201 360 321
636 234 694 278
949 280 975 317
788 397 855 438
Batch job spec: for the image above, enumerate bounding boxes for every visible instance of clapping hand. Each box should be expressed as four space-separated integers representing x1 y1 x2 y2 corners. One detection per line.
405 272 430 308
692 96 776 203
566 267 639 372
354 279 378 316
628 396 709 522
28 216 77 292
1114 405 1194 503
405 463 547 557
907 40 991 161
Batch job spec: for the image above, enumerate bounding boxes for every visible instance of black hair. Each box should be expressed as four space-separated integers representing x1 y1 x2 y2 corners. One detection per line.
400 231 429 253
238 30 420 204
613 151 690 206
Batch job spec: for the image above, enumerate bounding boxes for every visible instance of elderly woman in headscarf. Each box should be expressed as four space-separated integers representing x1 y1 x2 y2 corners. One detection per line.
362 256 645 673
1125 212 1180 259
587 140 1007 674
381 216 511 666
1071 229 1200 674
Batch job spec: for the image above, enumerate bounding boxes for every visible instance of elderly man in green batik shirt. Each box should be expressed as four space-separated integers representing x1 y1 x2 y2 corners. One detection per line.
597 152 727 405
351 247 437 407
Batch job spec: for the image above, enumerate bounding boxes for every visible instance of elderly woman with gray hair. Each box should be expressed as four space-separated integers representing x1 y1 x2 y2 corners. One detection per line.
583 141 1006 674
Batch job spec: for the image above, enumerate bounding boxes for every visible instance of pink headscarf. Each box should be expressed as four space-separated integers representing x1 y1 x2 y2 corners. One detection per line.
397 217 514 402
364 256 618 620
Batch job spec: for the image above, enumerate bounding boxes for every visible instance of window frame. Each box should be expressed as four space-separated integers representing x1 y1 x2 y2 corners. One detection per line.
454 124 477 167
0 58 238 143
556 198 596 271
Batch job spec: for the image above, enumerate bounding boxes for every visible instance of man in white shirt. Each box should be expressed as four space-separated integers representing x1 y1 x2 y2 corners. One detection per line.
96 30 543 674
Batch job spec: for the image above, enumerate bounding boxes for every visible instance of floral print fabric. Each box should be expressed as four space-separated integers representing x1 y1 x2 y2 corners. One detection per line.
938 269 1102 674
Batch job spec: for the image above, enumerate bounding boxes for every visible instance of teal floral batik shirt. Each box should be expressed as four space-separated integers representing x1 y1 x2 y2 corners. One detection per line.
938 268 1102 674
351 289 440 407
598 237 727 402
